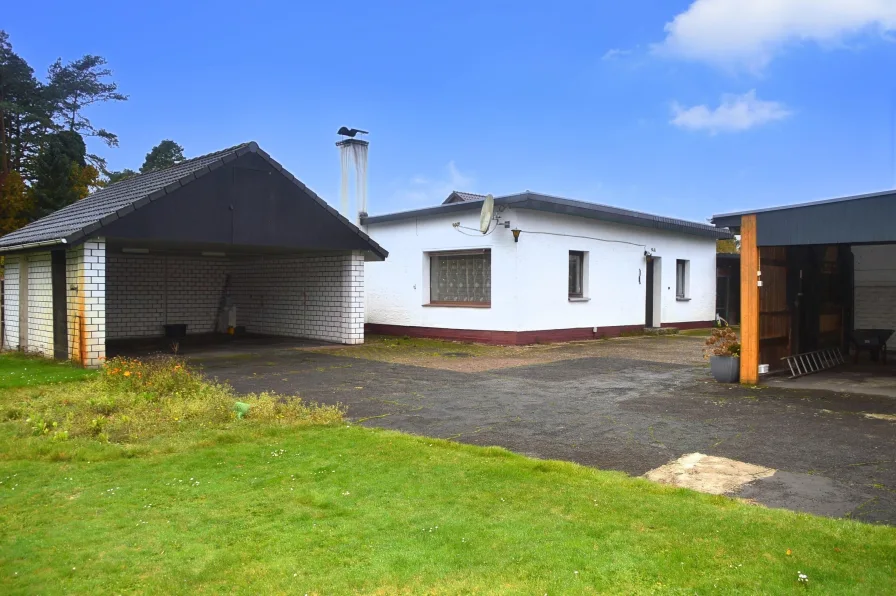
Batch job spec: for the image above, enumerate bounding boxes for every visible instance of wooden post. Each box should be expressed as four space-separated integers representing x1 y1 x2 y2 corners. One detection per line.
740 214 759 384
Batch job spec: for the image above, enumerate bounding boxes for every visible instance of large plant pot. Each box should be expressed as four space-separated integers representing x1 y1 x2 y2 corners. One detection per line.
710 355 740 383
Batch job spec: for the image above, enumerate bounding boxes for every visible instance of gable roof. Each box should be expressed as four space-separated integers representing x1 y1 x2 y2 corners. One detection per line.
0 142 387 259
365 191 731 240
443 191 487 204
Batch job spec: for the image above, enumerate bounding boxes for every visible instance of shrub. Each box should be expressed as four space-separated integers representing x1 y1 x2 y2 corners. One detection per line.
704 325 741 358
9 356 343 444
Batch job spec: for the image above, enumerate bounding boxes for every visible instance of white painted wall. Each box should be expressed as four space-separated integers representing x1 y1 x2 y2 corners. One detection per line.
853 244 896 348
365 207 520 331
365 207 717 332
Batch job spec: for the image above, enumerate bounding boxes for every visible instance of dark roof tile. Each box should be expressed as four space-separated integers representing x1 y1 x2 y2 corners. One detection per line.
0 143 250 249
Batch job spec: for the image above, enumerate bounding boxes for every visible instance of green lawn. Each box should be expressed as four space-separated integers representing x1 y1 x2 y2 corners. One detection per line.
0 352 96 388
0 356 894 594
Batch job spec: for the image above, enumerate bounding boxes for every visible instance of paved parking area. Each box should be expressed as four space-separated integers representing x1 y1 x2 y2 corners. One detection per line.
192 336 896 524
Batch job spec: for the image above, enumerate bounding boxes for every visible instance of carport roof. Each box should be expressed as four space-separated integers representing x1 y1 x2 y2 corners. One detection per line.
711 189 896 245
0 142 387 259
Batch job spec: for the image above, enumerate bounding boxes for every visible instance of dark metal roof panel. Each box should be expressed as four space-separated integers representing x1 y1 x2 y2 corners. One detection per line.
756 192 896 246
365 191 730 239
711 190 896 246
711 188 896 223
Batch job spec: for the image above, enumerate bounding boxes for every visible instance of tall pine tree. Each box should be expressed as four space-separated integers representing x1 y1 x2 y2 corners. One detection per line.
140 140 185 173
30 130 95 218
0 30 125 233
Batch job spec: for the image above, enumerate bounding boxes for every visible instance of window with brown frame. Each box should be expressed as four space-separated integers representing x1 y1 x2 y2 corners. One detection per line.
428 250 491 305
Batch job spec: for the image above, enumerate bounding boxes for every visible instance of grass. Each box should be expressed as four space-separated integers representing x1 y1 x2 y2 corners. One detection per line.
1 355 342 445
0 353 96 388
1 355 894 594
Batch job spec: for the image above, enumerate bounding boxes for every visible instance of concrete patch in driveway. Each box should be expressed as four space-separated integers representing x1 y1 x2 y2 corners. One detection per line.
646 453 873 519
644 453 775 495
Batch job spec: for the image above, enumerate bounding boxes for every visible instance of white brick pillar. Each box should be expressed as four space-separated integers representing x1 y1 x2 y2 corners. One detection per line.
2 256 21 349
66 238 106 367
340 251 365 345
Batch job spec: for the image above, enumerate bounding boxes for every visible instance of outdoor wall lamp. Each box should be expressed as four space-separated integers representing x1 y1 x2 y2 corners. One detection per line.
512 228 521 242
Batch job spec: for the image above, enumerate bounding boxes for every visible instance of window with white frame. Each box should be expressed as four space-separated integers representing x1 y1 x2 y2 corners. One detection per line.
676 259 689 299
569 251 585 299
429 250 491 305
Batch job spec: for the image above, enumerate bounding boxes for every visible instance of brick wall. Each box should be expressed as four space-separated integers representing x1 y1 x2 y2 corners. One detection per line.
67 239 106 367
25 252 54 357
2 255 20 349
853 245 896 349
1 252 55 357
106 254 227 339
230 251 365 344
106 250 364 344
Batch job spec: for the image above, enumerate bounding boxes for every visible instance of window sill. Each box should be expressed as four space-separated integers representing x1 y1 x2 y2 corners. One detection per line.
568 297 591 302
676 297 691 302
424 302 491 308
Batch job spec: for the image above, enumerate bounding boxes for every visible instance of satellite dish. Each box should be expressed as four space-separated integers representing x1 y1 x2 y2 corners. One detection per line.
479 194 494 234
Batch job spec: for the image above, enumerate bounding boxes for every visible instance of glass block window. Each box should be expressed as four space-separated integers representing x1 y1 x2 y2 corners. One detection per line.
429 250 491 304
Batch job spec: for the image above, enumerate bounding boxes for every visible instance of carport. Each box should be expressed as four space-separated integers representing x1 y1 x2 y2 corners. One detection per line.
0 142 387 366
712 190 896 385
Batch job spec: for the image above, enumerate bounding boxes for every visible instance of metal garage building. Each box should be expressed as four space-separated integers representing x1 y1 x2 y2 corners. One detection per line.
0 142 387 366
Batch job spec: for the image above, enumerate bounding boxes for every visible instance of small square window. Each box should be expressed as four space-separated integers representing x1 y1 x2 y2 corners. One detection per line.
569 251 585 298
676 259 689 299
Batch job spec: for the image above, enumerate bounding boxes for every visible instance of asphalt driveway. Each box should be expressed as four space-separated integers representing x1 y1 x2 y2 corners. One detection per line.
192 336 896 524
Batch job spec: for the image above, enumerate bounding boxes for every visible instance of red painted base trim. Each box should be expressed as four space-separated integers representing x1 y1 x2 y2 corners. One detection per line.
662 320 716 330
366 323 646 346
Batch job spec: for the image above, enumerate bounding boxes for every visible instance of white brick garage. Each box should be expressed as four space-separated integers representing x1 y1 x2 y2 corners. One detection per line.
106 251 365 344
0 142 386 366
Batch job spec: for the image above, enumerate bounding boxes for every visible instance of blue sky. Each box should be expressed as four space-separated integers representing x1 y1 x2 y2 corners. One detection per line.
6 0 896 222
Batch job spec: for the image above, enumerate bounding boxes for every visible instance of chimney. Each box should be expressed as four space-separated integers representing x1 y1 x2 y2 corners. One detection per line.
336 127 369 225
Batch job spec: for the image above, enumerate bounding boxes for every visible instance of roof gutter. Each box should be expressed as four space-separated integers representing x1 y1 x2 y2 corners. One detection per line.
0 238 67 254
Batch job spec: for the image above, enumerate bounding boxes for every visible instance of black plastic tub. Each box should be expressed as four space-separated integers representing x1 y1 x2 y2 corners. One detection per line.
164 324 188 339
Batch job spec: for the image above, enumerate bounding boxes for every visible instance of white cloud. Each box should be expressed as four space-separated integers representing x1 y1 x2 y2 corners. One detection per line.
392 161 474 205
670 90 791 134
601 48 631 61
657 0 896 70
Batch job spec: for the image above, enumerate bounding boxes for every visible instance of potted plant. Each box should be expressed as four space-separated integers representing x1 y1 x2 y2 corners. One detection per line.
704 325 741 383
